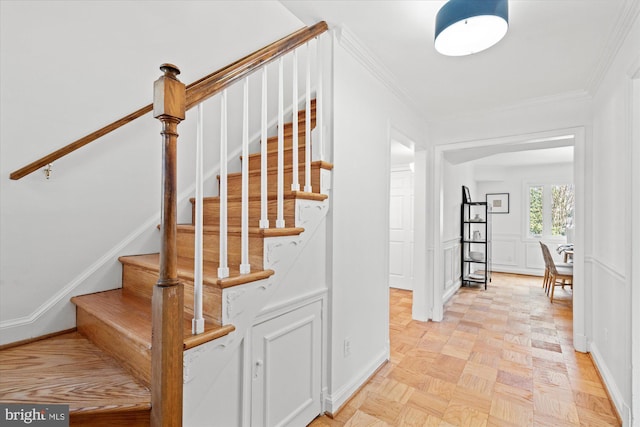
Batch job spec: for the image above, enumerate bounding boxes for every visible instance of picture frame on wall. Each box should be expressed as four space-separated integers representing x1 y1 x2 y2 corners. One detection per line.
462 185 471 203
486 193 509 214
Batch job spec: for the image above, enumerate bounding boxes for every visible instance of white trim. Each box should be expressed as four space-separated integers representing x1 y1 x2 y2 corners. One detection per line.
491 266 544 277
587 0 640 95
442 236 460 247
432 90 591 123
0 94 305 336
521 180 575 242
255 288 327 325
0 212 159 330
432 126 587 351
323 348 387 415
334 27 422 117
585 256 626 284
590 342 631 426
442 281 461 304
628 59 640 427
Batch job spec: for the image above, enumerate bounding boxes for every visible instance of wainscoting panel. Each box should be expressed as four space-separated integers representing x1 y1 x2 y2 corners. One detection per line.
491 235 518 267
587 256 630 426
443 238 461 291
525 242 545 270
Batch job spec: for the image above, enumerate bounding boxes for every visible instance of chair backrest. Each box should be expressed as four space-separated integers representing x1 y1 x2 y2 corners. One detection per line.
539 241 551 270
539 241 566 276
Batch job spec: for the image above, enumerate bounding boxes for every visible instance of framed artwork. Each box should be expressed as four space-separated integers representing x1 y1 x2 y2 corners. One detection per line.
462 186 471 203
486 193 509 214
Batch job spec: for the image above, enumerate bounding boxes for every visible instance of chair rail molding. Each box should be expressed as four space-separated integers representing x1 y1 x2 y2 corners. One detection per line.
584 255 626 284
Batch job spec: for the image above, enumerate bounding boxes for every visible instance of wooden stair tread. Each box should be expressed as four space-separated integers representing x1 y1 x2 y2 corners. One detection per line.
242 144 307 160
177 224 305 237
0 332 150 413
71 289 234 348
192 191 328 204
224 160 333 179
72 290 153 347
118 253 275 289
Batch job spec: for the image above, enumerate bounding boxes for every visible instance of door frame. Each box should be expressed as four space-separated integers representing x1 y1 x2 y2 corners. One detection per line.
628 59 639 427
389 165 415 290
430 126 588 352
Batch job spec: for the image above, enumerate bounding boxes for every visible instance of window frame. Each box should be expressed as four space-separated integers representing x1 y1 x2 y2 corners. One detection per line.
523 180 574 242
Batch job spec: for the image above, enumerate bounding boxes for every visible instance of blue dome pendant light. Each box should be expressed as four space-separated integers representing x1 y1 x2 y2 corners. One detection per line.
435 0 509 56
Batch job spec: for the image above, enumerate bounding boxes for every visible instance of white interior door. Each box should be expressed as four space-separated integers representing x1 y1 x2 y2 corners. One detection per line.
251 301 321 427
389 168 414 290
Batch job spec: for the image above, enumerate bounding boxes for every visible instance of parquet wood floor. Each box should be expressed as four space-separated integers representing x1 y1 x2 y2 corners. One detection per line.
310 273 620 426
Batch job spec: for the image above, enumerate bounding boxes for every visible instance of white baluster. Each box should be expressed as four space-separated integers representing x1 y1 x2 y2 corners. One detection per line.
305 43 312 193
316 36 324 163
240 78 251 274
218 90 229 279
276 57 285 228
291 49 300 192
192 103 205 335
260 67 269 229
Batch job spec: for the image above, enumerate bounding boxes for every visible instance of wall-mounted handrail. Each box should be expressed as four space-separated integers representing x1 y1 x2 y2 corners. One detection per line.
9 21 328 181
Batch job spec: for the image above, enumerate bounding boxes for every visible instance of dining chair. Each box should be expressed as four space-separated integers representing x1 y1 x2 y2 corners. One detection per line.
539 242 573 302
539 241 551 294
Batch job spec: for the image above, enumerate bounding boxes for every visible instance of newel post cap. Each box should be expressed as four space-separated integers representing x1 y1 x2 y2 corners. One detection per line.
153 63 186 120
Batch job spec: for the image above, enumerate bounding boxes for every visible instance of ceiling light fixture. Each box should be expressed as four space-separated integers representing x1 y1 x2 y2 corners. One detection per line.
435 0 509 56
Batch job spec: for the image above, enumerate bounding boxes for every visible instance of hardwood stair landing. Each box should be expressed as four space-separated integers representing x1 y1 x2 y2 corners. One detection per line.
0 332 151 427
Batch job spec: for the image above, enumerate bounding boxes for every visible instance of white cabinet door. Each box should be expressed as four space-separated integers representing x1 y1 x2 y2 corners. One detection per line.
251 301 321 427
389 169 414 290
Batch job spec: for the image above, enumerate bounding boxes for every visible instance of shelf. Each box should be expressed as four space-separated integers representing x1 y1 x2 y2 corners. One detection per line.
460 186 491 290
462 276 486 282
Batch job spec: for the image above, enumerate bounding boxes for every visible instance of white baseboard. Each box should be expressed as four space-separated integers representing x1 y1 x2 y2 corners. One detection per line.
324 349 388 414
573 333 588 353
589 342 631 426
492 266 544 277
443 280 461 304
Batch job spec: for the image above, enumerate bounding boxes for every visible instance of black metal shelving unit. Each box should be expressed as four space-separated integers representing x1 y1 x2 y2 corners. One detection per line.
460 186 491 289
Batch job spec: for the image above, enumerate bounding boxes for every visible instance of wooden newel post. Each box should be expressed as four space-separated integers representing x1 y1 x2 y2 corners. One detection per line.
152 63 185 427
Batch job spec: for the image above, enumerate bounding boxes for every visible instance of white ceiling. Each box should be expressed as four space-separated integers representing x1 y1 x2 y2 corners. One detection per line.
471 145 574 167
282 0 633 120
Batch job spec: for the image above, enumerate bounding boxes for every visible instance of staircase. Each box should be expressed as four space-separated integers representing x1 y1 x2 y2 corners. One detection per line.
0 100 332 425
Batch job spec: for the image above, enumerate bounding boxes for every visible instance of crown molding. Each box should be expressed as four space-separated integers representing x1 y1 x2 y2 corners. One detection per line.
334 26 425 118
587 0 640 95
430 89 592 124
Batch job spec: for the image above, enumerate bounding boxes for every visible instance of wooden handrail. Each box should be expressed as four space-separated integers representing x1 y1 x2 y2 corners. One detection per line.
9 21 328 181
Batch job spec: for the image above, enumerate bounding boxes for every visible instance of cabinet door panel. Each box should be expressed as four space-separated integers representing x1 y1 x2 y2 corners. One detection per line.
251 301 321 427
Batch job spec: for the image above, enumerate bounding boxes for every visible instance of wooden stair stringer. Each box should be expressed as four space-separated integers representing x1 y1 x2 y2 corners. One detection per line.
181 195 330 406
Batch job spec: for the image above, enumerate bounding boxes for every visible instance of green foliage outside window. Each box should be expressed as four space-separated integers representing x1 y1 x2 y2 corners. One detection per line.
529 186 543 236
528 184 574 237
552 184 575 236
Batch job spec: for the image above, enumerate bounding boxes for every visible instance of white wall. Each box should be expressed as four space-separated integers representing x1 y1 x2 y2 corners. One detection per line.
588 10 639 425
0 0 305 344
427 10 639 423
441 160 476 296
326 30 428 412
476 162 574 276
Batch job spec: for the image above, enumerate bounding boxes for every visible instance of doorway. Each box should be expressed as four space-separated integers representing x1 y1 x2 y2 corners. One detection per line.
429 127 588 352
389 138 415 290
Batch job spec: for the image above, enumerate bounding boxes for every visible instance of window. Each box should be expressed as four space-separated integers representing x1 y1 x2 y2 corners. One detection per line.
527 183 574 238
